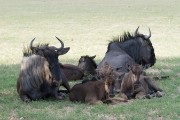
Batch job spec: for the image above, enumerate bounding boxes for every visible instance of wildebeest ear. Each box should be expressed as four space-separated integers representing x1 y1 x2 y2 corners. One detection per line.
90 55 96 59
58 47 70 55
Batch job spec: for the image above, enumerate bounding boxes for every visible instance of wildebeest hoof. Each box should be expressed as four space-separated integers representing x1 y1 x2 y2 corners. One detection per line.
146 94 152 99
21 95 31 102
56 92 65 100
156 91 164 97
24 98 31 102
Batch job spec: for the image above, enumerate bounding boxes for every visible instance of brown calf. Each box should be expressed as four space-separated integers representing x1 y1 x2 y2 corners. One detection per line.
69 62 127 104
120 64 163 100
59 63 84 81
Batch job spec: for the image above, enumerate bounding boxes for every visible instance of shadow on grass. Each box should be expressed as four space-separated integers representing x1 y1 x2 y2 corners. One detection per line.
0 56 180 89
0 57 180 102
0 57 180 120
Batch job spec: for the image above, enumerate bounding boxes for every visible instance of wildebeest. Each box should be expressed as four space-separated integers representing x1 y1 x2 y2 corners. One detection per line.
119 64 163 100
59 63 84 81
69 62 126 104
78 55 97 76
17 37 70 102
98 26 156 72
96 62 125 97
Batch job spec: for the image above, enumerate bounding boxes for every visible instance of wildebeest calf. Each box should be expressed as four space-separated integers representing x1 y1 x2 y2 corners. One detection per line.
78 55 97 76
120 64 163 100
69 62 127 104
59 63 84 81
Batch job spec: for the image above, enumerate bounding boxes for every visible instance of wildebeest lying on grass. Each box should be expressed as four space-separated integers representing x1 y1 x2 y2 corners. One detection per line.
78 55 97 76
69 62 127 105
96 62 125 97
98 26 156 72
59 63 84 81
17 37 70 102
119 64 164 100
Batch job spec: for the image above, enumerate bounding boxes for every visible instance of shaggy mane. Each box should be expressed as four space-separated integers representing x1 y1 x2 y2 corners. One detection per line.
23 43 49 57
111 32 135 43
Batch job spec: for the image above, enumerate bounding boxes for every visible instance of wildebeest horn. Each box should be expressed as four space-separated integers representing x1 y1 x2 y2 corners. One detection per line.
134 26 139 37
55 36 64 51
30 38 36 50
144 28 151 39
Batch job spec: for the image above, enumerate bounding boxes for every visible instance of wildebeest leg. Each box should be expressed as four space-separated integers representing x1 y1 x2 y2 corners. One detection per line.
85 95 103 105
155 91 164 97
60 71 71 93
144 77 163 92
19 92 31 102
103 97 128 104
53 89 65 100
28 90 44 101
135 92 146 99
61 81 70 93
87 99 103 105
119 92 128 100
133 83 146 99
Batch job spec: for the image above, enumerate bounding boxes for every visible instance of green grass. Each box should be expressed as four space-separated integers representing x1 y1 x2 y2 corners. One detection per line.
0 0 180 119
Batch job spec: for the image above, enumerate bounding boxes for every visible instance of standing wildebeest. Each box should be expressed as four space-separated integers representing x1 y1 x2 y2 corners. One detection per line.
17 37 70 102
119 64 163 100
98 26 156 72
69 62 126 104
59 63 84 81
78 55 97 76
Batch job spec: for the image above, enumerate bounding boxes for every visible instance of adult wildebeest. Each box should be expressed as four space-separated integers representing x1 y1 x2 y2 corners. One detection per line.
119 64 163 100
17 37 70 102
98 26 156 72
78 55 97 76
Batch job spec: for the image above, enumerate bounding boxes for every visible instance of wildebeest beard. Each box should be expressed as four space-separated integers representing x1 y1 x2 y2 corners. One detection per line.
23 44 61 85
107 29 156 67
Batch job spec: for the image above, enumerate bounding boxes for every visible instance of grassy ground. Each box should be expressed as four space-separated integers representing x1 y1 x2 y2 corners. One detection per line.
0 0 180 119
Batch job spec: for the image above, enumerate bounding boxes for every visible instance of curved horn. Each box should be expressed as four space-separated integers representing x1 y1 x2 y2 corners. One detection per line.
55 36 64 51
134 26 139 37
30 38 36 50
144 28 151 39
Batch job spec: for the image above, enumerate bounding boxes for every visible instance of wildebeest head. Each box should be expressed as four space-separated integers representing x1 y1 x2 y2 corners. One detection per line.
97 62 125 97
129 64 143 75
134 26 155 67
30 37 70 84
78 55 97 75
